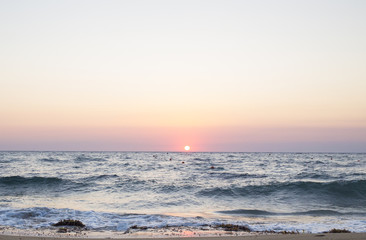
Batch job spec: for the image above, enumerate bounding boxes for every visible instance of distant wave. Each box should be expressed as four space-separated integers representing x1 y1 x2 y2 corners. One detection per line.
39 157 61 162
82 174 119 181
294 172 334 180
0 159 12 163
193 157 211 161
74 155 107 162
209 172 267 179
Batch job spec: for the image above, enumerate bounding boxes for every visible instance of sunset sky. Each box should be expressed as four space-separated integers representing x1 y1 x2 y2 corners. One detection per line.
1 0 365 152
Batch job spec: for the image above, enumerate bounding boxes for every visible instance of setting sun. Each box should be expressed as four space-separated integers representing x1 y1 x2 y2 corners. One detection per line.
184 146 190 151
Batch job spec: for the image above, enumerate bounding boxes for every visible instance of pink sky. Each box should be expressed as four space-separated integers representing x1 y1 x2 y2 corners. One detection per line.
1 125 365 152
1 1 365 152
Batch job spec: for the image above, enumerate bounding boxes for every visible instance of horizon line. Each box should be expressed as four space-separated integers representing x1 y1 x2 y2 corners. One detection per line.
0 150 365 154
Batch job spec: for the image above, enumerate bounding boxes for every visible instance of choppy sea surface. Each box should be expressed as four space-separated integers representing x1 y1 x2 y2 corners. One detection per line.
0 151 365 235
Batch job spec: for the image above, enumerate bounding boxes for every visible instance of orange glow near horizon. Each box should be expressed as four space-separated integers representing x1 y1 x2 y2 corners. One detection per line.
1 1 366 152
184 146 190 151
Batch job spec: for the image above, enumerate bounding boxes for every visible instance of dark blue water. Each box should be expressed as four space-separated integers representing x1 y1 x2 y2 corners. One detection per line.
0 152 365 233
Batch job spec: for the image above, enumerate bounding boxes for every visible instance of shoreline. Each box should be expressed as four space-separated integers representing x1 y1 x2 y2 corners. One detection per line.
1 226 366 240
1 233 366 240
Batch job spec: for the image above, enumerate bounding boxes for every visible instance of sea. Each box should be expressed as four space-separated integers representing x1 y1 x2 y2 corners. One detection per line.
0 151 365 236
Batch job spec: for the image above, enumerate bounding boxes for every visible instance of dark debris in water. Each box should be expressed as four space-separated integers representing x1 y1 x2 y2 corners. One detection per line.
326 228 351 233
130 225 148 230
213 224 251 232
52 219 86 228
278 230 300 234
124 225 149 234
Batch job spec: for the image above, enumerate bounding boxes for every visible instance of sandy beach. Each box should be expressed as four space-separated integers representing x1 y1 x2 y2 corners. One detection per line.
1 233 366 240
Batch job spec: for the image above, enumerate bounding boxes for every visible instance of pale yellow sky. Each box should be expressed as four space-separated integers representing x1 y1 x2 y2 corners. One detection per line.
1 0 365 151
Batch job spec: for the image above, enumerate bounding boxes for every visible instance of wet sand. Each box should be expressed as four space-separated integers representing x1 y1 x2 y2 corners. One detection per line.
1 233 366 240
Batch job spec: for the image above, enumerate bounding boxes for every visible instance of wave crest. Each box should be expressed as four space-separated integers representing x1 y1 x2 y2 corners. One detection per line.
218 209 365 216
0 176 64 186
198 180 366 206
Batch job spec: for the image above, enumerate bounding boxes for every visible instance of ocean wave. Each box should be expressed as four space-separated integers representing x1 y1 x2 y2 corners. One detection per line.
0 176 89 195
197 180 366 205
351 172 366 177
218 209 365 217
0 176 65 186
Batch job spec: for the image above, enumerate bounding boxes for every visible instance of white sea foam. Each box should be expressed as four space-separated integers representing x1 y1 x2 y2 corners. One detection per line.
0 206 366 234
